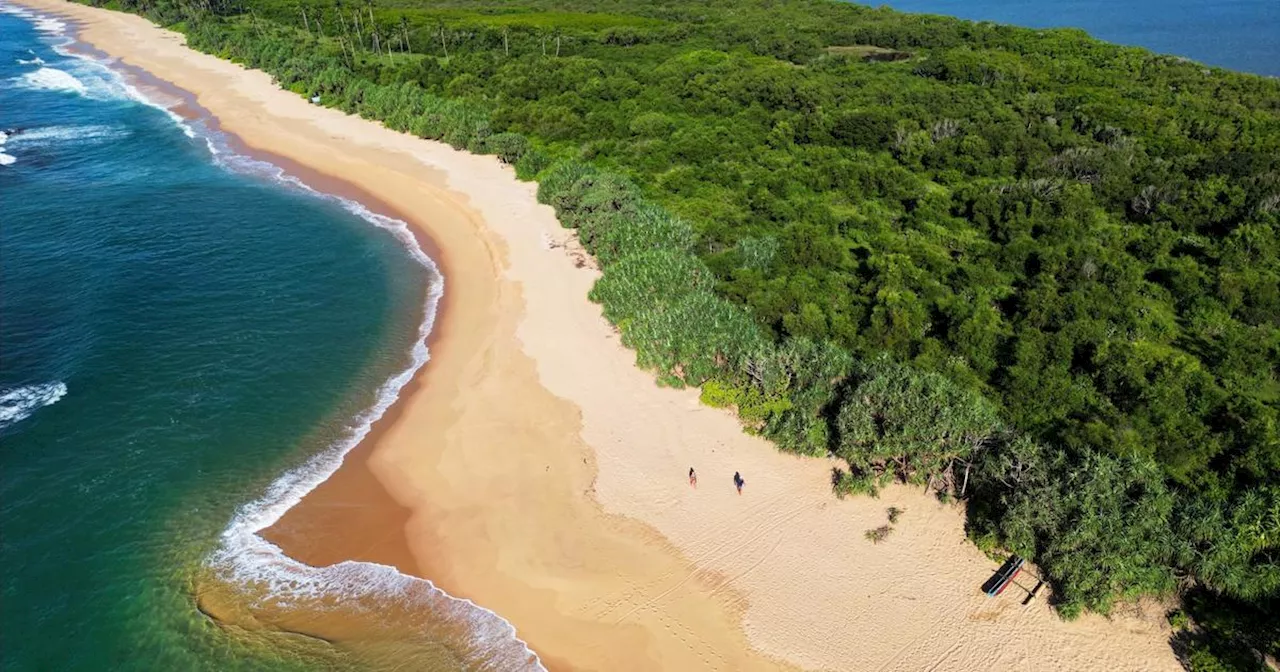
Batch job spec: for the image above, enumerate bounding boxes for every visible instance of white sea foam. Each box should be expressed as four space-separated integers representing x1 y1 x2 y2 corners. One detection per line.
8 124 129 146
114 77 197 137
0 3 32 18
0 124 130 165
0 382 67 429
3 6 132 101
12 63 131 101
0 1 68 34
16 66 86 94
31 15 65 34
0 3 67 34
0 3 70 43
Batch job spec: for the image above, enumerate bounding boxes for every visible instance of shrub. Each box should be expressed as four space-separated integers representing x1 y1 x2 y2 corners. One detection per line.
622 290 769 387
865 525 894 543
887 506 904 524
588 249 716 323
835 355 1001 484
485 132 530 164
976 439 1179 618
536 160 599 221
515 147 553 180
699 379 742 408
571 173 645 241
750 338 853 456
588 204 697 268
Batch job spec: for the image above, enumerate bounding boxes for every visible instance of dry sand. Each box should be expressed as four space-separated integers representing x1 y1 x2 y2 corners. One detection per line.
19 2 1185 670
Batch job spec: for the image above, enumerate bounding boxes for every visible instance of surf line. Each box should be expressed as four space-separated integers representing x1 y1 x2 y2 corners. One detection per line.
7 5 547 667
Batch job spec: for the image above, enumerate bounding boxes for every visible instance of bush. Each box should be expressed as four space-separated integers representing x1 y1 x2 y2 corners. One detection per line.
887 506 904 524
834 355 1001 483
588 204 697 267
699 379 742 408
588 249 716 323
865 525 894 543
622 290 769 387
536 160 599 222
572 173 645 241
485 132 530 164
515 147 553 180
751 338 852 456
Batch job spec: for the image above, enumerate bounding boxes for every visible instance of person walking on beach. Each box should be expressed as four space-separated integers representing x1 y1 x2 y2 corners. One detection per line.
689 467 698 488
734 471 745 495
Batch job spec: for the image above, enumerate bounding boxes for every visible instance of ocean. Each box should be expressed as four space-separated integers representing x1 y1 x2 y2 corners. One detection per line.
0 6 540 671
875 0 1280 77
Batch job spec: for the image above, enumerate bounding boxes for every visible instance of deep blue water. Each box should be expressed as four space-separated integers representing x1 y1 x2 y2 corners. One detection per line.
875 0 1280 77
0 6 538 670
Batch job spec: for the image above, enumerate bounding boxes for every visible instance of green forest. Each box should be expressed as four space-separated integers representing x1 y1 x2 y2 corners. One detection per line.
92 0 1279 667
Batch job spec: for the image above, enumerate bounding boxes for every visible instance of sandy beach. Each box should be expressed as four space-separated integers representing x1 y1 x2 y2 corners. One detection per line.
17 2 1187 669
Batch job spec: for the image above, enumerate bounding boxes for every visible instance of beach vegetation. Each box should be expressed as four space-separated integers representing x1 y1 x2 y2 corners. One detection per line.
864 525 894 544
514 147 553 180
886 506 903 524
483 132 529 164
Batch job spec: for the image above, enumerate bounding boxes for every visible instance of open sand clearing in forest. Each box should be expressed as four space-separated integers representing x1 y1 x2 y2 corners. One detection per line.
22 1 1185 669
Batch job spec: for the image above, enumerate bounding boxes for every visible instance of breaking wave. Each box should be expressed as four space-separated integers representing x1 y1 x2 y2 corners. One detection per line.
15 66 86 94
17 49 45 65
6 123 130 147
0 129 13 166
0 3 67 35
0 382 67 429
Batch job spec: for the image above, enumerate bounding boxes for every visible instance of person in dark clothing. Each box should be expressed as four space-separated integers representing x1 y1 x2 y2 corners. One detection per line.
734 471 744 494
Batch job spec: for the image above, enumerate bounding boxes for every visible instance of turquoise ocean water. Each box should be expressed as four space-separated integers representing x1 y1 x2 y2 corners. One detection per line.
875 0 1279 77
0 6 541 670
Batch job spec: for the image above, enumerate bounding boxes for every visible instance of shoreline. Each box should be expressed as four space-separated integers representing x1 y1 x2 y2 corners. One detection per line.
9 4 530 666
68 29 455 581
68 18 448 585
12 2 1189 671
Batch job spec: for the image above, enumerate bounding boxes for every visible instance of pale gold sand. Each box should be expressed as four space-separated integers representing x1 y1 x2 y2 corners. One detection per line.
22 2 1185 669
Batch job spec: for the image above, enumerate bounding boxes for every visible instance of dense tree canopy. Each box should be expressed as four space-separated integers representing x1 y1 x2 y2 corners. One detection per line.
93 0 1280 666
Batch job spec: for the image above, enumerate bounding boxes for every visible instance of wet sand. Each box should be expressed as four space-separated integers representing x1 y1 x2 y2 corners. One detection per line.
18 2 1187 670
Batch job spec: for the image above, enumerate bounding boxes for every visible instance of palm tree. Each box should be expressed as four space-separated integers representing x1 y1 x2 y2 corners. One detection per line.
365 0 380 56
351 3 362 49
333 0 352 64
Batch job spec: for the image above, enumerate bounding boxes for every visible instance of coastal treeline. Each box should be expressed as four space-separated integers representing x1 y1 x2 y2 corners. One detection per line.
95 0 1279 667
